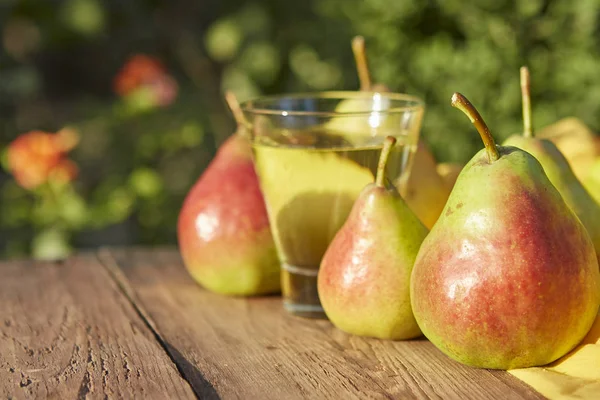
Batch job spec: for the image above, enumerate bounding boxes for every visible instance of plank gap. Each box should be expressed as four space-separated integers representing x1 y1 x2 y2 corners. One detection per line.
97 248 219 400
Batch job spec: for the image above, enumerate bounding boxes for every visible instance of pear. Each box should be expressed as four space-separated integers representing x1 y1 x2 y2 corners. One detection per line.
177 92 280 296
537 117 600 182
400 141 452 229
584 158 600 205
410 93 600 370
318 137 428 340
503 67 600 261
436 162 463 192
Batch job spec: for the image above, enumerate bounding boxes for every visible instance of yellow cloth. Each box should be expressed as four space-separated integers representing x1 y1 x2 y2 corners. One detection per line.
509 312 600 399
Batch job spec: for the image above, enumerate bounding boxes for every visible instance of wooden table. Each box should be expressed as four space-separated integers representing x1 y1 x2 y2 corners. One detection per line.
0 248 544 399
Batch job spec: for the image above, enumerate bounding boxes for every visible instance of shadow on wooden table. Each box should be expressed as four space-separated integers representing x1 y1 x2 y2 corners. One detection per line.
164 341 221 399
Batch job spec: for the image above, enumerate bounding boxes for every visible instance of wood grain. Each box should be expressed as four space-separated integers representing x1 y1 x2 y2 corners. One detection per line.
0 254 196 399
101 248 545 400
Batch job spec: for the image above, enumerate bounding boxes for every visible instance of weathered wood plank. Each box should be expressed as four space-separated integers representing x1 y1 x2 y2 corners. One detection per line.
0 254 196 399
101 248 544 400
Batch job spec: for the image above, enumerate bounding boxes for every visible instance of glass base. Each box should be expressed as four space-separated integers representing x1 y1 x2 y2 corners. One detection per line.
281 262 327 319
283 301 326 319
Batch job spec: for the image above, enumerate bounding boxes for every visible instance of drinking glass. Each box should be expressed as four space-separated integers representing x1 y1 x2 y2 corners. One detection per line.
241 91 424 318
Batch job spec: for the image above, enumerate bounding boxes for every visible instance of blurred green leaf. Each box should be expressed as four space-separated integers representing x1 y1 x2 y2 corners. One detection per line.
129 168 163 198
236 3 270 34
1 182 31 228
517 0 544 17
289 45 341 89
180 122 205 148
121 87 160 115
205 19 243 62
86 185 135 228
61 0 105 36
32 194 60 226
221 66 261 101
239 41 280 85
106 188 135 222
0 148 9 172
59 189 88 228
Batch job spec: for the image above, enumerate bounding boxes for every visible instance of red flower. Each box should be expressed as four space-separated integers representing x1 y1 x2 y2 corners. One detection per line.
7 129 79 189
113 54 178 107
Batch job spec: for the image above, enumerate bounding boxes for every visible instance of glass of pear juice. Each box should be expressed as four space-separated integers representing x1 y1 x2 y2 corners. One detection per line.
241 92 424 318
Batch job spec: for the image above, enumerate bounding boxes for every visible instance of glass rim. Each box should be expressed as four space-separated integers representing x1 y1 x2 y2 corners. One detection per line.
240 91 424 117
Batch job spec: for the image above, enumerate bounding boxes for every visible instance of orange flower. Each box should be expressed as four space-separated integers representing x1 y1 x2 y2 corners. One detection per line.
7 129 79 189
113 54 178 106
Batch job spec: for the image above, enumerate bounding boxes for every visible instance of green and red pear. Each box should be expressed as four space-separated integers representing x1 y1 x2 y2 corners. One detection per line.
177 92 280 296
503 66 600 262
318 137 428 340
410 93 600 369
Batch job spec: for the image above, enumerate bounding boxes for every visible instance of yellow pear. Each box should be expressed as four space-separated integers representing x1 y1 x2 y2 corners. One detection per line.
537 118 600 181
399 141 451 229
584 158 600 205
436 162 463 193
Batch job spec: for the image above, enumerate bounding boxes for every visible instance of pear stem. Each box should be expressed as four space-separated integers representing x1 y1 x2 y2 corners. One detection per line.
520 66 534 138
225 91 247 128
451 93 500 163
376 136 397 187
352 36 372 91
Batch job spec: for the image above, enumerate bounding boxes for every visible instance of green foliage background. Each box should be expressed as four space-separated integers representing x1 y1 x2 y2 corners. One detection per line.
1 0 599 257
